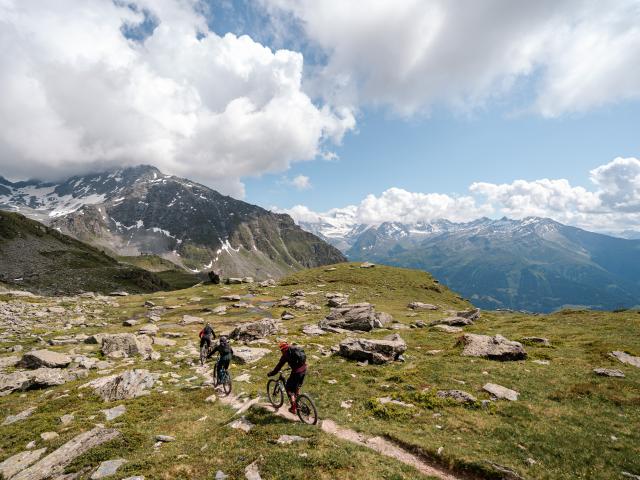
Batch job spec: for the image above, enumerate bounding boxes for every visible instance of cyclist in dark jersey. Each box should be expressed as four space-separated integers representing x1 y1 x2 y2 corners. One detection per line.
267 341 307 414
210 336 233 385
199 323 216 353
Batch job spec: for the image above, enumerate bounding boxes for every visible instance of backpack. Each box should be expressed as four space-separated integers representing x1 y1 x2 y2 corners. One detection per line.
288 346 306 369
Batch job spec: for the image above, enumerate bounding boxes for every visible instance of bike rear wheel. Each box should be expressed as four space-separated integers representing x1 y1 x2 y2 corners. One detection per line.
267 379 284 408
296 394 318 425
221 371 232 396
200 345 207 366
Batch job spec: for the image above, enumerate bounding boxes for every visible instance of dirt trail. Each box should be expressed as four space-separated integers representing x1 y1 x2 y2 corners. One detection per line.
215 390 463 480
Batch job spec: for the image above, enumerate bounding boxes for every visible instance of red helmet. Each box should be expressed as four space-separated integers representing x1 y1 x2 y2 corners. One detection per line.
278 341 289 352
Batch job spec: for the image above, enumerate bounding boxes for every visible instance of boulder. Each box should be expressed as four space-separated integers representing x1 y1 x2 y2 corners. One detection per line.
0 355 20 369
456 308 481 321
0 448 47 479
320 303 393 332
610 351 640 368
153 337 176 347
483 383 519 401
91 459 126 479
242 277 254 283
258 279 276 287
144 300 156 308
360 262 375 268
138 324 159 336
338 334 407 364
102 405 126 421
232 346 271 364
221 295 241 301
208 271 221 284
280 311 295 320
327 296 349 307
122 319 138 326
436 390 477 404
302 324 326 336
593 368 625 378
432 325 462 333
230 318 279 341
430 316 473 327
458 334 527 361
82 369 157 401
181 315 204 325
100 334 154 359
226 277 243 285
3 407 37 426
0 367 87 396
19 350 71 369
408 302 438 310
12 427 121 480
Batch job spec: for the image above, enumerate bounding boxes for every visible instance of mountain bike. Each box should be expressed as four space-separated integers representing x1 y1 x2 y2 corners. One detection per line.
200 343 211 366
213 358 232 396
266 369 318 425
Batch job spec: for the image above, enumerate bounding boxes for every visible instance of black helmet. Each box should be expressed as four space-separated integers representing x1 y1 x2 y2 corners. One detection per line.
220 336 228 345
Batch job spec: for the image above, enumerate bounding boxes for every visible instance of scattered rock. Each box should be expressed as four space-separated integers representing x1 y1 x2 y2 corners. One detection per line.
235 373 251 383
221 295 241 301
181 315 204 325
19 350 71 369
110 291 129 296
0 355 21 369
483 383 519 401
377 397 414 408
245 461 262 480
215 471 228 480
259 279 276 287
457 308 481 321
155 435 175 442
153 337 176 347
232 347 271 364
280 311 295 320
521 337 552 347
593 368 625 378
302 324 326 336
3 407 37 425
228 417 254 432
432 325 462 333
100 334 154 360
532 360 550 365
1 368 87 396
0 448 47 479
430 316 473 327
122 319 138 327
458 334 527 361
320 303 392 332
138 324 159 336
436 390 477 404
40 432 59 441
101 405 126 421
338 334 407 364
610 351 640 368
82 369 157 401
408 302 438 310
60 414 74 425
144 300 156 307
360 262 375 268
226 278 243 285
230 318 279 341
277 435 306 444
91 459 126 479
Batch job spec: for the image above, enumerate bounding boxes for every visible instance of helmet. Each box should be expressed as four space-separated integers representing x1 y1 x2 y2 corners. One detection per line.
220 336 228 345
278 341 289 352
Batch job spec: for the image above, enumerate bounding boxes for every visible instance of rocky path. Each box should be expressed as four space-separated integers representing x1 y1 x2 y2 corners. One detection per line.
217 390 463 480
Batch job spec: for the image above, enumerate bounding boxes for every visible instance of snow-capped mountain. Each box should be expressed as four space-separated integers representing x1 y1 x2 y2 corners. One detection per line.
0 166 345 278
296 214 640 312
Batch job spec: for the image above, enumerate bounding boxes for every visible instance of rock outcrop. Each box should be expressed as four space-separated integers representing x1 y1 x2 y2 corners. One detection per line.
458 334 527 361
230 319 279 341
100 334 154 359
338 334 406 364
82 369 157 401
319 303 392 332
18 350 71 369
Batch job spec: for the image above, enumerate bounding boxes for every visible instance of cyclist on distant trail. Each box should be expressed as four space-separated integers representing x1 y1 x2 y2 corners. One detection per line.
267 341 307 414
199 322 216 356
210 336 233 385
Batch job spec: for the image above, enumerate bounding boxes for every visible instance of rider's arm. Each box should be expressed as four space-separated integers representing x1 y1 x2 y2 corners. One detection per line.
268 354 286 376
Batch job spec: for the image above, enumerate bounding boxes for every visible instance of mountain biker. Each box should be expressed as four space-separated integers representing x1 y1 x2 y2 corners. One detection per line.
267 341 307 414
199 322 216 356
210 336 233 385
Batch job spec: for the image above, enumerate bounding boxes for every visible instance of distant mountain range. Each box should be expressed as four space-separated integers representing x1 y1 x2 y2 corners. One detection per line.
299 211 640 312
0 166 345 280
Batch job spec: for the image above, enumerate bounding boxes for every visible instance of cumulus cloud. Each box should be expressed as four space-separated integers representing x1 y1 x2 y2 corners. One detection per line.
0 0 354 196
279 157 640 233
286 174 312 190
262 0 640 116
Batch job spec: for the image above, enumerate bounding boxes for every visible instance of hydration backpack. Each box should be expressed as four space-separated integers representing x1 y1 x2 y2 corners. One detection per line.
288 346 306 369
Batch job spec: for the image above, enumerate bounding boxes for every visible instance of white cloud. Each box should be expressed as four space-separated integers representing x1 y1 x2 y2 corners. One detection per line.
0 0 355 196
279 157 640 233
262 0 640 116
286 174 312 190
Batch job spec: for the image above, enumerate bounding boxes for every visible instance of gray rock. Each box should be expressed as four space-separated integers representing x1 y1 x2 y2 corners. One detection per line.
82 369 157 402
60 414 74 425
456 308 481 321
40 432 59 441
226 277 243 284
1 368 87 396
430 316 473 327
432 325 462 333
101 405 126 421
408 302 438 310
19 350 71 369
144 300 156 307
152 337 176 347
181 315 204 325
220 295 241 301
483 383 519 401
228 417 254 432
155 435 175 442
121 477 144 480
436 390 477 404
230 318 279 341
258 279 276 287
138 324 158 336
280 311 295 320
215 471 228 480
3 407 37 425
338 334 407 364
91 459 126 479
610 351 640 368
320 303 392 332
276 435 306 444
100 334 154 360
0 355 21 369
302 324 326 336
360 262 375 268
521 336 551 347
244 461 262 480
593 368 625 378
458 334 527 361
0 448 47 479
232 347 271 364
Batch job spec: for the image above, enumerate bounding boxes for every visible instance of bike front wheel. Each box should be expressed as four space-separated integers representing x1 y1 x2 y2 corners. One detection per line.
222 371 232 396
296 394 318 425
267 379 284 408
200 346 207 366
